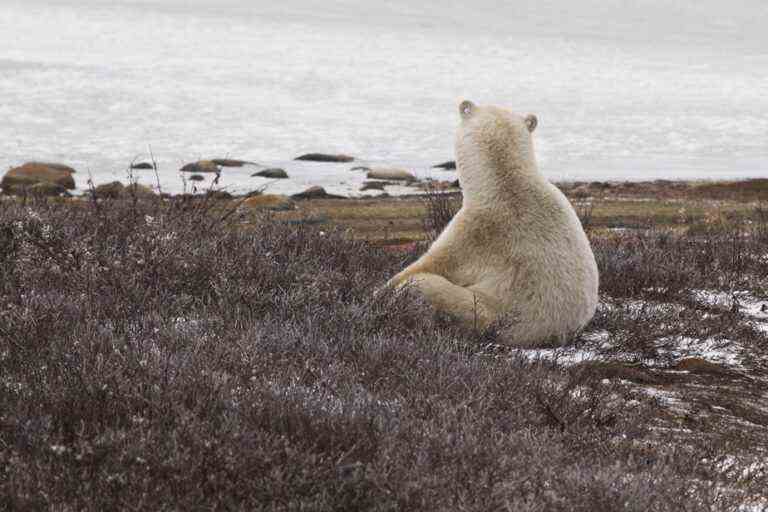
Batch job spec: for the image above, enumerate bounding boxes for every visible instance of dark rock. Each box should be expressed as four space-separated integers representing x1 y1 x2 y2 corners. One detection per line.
1 162 76 191
451 179 460 189
252 168 289 179
433 160 456 170
211 158 257 167
131 162 154 170
360 180 391 191
94 181 125 198
180 160 220 173
92 181 155 199
291 186 346 200
350 166 371 172
295 153 354 163
188 174 205 182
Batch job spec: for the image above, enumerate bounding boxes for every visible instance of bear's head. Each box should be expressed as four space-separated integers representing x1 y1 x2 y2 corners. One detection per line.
454 100 540 203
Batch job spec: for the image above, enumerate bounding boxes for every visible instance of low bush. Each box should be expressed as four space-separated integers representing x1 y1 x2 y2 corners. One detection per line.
0 196 765 510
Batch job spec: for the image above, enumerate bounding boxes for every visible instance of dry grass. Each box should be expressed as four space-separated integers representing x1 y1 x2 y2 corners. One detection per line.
230 180 768 244
1 192 767 510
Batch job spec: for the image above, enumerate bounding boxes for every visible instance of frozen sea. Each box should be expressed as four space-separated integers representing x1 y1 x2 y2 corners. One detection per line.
1 0 767 196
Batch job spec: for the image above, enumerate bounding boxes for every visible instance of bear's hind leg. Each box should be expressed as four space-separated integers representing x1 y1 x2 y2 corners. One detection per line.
404 273 498 330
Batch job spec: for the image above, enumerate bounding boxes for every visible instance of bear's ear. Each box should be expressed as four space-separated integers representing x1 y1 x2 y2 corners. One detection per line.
459 100 476 119
525 114 538 133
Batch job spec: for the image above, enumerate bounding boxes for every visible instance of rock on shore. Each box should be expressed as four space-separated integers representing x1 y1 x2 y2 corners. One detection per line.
252 168 289 179
291 186 346 200
93 181 156 199
366 168 417 182
180 160 220 174
211 158 257 167
294 153 354 163
1 162 77 192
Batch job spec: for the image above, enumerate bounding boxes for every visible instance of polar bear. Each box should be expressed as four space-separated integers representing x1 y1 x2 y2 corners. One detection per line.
387 100 599 347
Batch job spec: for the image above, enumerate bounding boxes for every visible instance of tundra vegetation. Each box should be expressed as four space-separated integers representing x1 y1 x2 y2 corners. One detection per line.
1 183 767 510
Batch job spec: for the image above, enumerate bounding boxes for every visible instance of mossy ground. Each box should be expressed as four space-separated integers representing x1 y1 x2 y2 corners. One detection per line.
233 179 768 243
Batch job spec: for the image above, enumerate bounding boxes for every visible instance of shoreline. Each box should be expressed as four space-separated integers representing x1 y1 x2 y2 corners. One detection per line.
4 161 768 245
4 155 768 200
5 176 766 247
4 158 768 200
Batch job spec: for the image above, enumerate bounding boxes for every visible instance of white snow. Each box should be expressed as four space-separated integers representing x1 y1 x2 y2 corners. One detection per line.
694 289 768 336
1 0 767 195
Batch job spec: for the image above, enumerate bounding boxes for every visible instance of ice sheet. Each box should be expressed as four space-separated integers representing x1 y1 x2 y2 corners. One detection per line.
1 0 766 195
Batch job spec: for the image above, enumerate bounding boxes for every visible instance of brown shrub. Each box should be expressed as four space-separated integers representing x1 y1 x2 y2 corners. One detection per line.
0 197 764 510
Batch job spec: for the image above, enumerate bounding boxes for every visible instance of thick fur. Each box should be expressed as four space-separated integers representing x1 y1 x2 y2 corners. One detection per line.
387 101 599 347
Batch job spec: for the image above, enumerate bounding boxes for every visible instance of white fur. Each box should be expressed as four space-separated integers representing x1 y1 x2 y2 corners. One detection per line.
387 101 599 347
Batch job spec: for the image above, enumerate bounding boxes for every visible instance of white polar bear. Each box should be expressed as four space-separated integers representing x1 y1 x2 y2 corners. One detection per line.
387 100 599 347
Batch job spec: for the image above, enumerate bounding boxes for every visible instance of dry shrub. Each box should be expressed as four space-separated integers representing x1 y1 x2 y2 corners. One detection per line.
0 197 763 510
422 189 461 242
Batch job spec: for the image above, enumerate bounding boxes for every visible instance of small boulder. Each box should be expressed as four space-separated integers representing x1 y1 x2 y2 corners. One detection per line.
188 174 205 182
360 181 392 191
180 160 220 174
295 153 354 163
131 162 154 170
242 194 294 211
291 186 346 200
432 160 456 170
252 168 289 179
211 158 257 167
94 181 125 199
350 166 371 172
366 168 417 182
92 181 155 199
1 162 76 190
